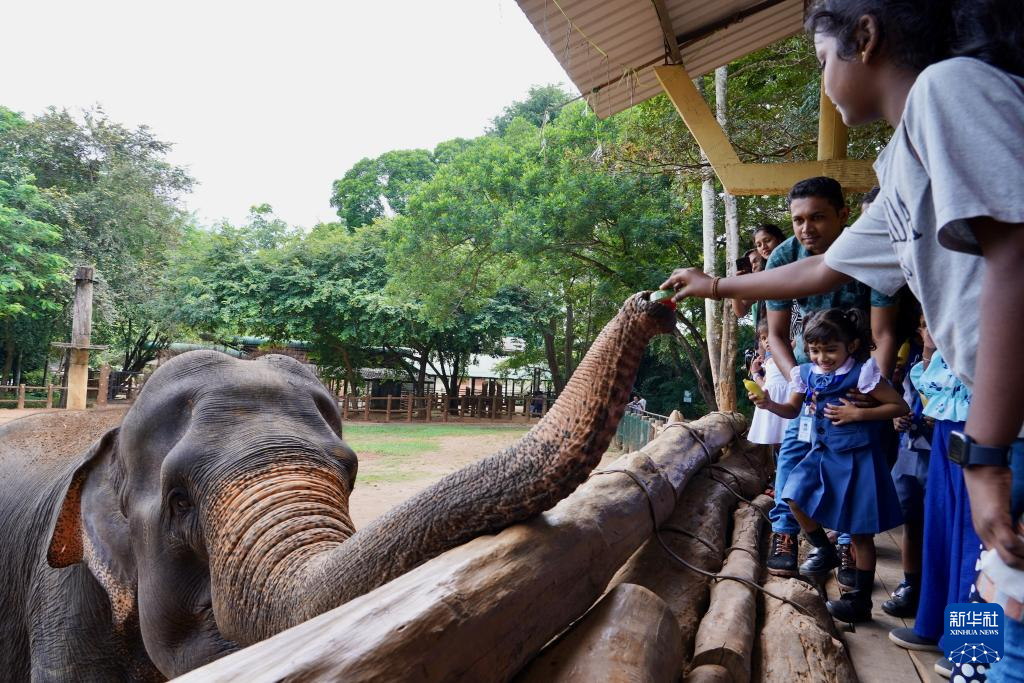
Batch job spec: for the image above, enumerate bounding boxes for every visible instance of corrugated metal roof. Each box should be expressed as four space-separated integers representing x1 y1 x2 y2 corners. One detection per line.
515 0 805 117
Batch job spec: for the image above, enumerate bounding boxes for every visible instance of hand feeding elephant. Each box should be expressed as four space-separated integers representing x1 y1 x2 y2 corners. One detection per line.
0 292 675 680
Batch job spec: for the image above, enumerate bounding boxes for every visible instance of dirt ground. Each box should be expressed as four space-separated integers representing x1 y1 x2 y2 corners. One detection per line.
0 410 622 529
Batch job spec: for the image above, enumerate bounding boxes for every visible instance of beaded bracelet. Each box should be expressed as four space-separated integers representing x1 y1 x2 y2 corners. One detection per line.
711 276 722 300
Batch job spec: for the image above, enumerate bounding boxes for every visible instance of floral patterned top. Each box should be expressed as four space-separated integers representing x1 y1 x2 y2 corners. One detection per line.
909 349 972 422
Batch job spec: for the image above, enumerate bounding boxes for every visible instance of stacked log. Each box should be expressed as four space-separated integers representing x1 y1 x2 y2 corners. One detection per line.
758 577 857 683
514 583 683 683
176 412 746 683
609 442 775 675
689 495 774 682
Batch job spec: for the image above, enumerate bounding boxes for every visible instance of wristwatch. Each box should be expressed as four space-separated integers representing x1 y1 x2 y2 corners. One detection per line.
948 431 1011 467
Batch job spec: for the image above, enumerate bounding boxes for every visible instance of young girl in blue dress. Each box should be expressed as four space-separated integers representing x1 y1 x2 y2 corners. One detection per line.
750 308 909 623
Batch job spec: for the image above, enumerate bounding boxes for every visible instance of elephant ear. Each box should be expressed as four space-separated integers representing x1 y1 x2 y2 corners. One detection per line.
47 428 120 568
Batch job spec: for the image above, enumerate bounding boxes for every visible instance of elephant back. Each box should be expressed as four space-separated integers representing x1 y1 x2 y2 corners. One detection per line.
0 407 127 472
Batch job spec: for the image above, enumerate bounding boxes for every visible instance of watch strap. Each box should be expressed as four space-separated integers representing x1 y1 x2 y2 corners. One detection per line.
965 443 1011 467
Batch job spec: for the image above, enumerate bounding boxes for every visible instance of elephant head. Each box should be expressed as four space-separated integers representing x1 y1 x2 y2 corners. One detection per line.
46 292 675 677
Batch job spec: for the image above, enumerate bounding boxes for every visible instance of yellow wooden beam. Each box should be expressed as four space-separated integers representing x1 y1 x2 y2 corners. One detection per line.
817 79 848 161
653 64 741 172
655 64 875 196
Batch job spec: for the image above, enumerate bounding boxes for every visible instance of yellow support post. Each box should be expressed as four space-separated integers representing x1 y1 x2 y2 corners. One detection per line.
817 81 848 161
654 64 876 196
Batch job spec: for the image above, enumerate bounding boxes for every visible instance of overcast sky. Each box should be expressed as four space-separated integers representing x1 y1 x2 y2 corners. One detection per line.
2 0 573 228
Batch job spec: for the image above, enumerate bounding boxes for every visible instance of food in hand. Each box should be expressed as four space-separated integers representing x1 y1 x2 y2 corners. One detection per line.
650 289 677 310
743 379 765 400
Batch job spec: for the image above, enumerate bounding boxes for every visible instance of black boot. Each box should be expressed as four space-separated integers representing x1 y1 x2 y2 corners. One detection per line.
827 569 874 624
799 528 839 578
881 580 920 618
836 542 856 588
766 533 798 576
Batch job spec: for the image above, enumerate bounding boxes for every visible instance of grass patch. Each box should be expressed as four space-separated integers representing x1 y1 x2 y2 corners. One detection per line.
342 422 527 458
358 469 429 484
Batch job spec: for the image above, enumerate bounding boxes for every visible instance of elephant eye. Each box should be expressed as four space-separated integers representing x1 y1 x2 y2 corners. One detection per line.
168 488 193 514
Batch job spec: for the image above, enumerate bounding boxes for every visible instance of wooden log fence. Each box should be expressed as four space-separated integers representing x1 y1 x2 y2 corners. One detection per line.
175 411 857 682
337 393 557 422
0 383 101 409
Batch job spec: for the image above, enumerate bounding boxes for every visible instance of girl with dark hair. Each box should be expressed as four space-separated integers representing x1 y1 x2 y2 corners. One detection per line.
750 308 909 623
663 2 1024 667
753 223 786 262
733 224 787 319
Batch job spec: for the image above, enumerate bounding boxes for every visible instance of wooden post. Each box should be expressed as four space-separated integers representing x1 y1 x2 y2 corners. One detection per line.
407 394 414 422
363 395 370 421
817 79 849 161
16 384 25 409
385 395 392 423
67 266 95 410
342 395 349 420
96 364 110 407
541 396 549 417
442 396 449 423
426 393 433 422
458 395 465 418
46 384 54 409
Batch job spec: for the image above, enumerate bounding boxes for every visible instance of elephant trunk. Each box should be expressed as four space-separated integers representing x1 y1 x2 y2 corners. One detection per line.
208 292 675 646
205 462 355 644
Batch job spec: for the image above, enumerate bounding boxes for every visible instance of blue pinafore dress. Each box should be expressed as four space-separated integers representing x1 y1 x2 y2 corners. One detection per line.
779 362 904 535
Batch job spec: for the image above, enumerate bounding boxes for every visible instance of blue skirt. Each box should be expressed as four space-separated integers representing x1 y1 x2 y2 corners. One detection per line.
915 419 982 642
781 428 904 535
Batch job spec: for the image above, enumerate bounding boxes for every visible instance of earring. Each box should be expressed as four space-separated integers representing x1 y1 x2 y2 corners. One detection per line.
861 50 867 61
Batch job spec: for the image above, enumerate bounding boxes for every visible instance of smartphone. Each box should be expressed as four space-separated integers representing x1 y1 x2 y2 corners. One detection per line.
735 257 752 274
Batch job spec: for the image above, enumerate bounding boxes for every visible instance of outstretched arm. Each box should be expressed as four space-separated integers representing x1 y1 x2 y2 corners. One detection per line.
662 255 851 302
750 390 802 420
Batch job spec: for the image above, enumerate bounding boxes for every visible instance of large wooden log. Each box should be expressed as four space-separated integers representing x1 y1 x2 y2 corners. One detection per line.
514 583 684 683
685 665 734 683
609 442 775 672
176 412 746 683
690 495 774 682
757 577 856 683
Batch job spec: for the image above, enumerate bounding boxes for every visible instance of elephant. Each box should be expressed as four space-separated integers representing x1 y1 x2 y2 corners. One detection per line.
0 292 675 680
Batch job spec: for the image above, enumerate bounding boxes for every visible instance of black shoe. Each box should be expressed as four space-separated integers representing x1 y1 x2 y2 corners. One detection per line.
826 589 873 623
766 533 798 576
836 543 856 589
881 580 920 618
889 627 941 652
800 544 840 578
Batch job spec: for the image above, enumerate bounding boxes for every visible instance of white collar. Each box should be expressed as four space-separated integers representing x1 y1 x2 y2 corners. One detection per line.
811 356 855 376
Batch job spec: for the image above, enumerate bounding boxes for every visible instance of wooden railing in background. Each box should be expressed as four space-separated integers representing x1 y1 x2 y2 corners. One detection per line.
338 393 554 422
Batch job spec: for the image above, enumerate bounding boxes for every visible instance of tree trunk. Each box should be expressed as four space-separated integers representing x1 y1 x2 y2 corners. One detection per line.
543 322 565 394
562 300 575 383
697 77 721 395
675 315 718 411
2 322 14 386
716 66 739 411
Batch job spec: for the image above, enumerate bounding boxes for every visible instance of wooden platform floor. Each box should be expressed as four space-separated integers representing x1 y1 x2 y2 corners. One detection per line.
826 528 945 683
